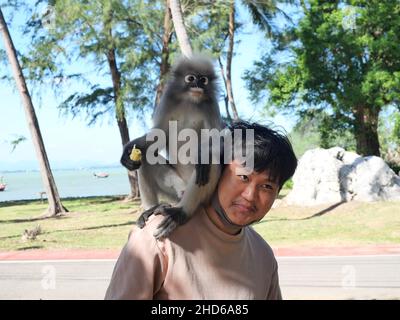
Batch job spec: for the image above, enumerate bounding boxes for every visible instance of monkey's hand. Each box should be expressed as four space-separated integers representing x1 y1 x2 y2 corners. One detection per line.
195 163 210 186
153 205 189 240
121 142 142 171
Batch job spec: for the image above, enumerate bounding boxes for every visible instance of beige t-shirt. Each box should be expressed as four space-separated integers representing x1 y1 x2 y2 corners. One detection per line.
105 207 282 300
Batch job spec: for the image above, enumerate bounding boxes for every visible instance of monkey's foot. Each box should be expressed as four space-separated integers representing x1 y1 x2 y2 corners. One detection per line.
137 204 164 229
153 206 189 240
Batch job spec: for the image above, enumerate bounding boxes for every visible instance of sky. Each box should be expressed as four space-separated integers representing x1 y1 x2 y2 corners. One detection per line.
0 2 296 172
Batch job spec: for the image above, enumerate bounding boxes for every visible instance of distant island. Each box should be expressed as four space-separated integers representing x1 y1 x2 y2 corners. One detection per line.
0 162 121 173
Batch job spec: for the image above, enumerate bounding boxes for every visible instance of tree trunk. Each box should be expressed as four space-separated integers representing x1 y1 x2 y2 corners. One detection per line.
106 47 139 199
0 8 67 217
154 0 173 110
169 0 192 57
217 57 232 123
226 1 239 120
353 105 381 156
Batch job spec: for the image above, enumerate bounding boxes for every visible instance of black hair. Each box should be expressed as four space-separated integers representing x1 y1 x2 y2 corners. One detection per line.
226 120 297 189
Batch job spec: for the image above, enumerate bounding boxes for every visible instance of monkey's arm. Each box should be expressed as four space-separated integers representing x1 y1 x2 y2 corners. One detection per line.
195 139 211 186
194 121 223 186
120 134 148 171
195 163 210 186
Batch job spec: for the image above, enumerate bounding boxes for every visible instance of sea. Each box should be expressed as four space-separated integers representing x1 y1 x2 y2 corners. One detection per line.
0 167 131 202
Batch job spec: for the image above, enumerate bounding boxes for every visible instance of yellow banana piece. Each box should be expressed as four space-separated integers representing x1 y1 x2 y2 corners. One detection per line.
129 145 142 162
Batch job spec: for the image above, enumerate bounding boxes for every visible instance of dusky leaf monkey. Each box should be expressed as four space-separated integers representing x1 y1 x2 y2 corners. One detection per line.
121 56 223 239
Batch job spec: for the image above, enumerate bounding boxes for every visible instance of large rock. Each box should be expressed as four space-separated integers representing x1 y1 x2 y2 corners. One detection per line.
284 147 400 206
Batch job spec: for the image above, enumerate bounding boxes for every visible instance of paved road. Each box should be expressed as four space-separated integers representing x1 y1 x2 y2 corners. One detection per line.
0 255 399 300
278 255 400 299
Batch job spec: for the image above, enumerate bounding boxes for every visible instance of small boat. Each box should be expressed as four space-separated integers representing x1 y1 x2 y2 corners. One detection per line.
0 177 5 191
93 172 109 178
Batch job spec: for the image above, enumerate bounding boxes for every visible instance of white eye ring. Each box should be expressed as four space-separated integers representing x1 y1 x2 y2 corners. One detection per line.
185 75 196 83
199 76 209 85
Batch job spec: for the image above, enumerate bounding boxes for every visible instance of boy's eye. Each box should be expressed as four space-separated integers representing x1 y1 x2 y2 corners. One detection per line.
238 175 249 182
261 183 278 192
261 184 273 190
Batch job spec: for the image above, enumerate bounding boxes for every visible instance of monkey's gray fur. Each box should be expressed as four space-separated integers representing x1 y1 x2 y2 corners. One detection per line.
121 55 223 239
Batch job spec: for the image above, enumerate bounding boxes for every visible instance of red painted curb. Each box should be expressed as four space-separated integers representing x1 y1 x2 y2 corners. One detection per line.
273 245 400 257
0 245 399 261
0 249 120 261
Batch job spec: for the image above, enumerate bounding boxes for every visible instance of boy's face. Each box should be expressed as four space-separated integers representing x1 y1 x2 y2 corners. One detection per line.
217 160 280 226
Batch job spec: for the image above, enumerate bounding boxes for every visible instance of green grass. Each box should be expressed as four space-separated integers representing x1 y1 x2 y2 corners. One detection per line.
0 194 399 251
254 200 400 247
0 196 140 251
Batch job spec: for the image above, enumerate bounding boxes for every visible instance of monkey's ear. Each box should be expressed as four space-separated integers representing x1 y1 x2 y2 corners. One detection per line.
172 69 185 79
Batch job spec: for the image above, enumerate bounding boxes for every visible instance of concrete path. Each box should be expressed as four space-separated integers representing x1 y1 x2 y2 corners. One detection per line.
0 259 113 300
278 255 400 300
0 254 399 300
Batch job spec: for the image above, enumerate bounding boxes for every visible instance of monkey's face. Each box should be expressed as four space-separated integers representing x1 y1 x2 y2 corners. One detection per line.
183 73 210 102
171 57 217 104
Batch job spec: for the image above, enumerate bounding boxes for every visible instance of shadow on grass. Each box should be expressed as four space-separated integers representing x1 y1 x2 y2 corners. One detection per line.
0 234 20 240
0 199 46 208
300 201 346 220
0 195 130 209
73 221 136 232
0 214 68 225
17 245 44 251
0 221 136 241
59 195 137 206
87 199 122 205
257 201 346 225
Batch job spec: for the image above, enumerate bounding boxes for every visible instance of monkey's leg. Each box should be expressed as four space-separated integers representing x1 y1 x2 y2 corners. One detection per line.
136 160 185 228
137 162 159 209
153 163 221 240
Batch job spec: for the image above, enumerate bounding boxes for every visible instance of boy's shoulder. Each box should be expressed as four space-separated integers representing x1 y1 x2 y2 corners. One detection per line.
246 226 276 260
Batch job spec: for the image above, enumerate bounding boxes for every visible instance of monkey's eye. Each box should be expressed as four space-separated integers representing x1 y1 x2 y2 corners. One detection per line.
199 76 209 85
185 75 196 83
